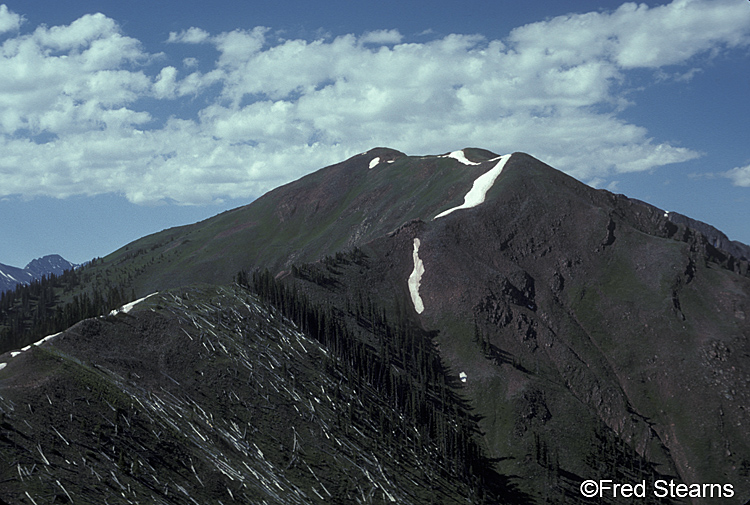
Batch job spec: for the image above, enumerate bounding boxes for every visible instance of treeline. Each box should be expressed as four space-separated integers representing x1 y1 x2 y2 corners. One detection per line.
239 267 523 503
0 267 134 355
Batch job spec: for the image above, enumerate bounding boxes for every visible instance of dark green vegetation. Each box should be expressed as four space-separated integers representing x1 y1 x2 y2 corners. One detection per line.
0 285 520 504
0 262 134 354
1 148 749 504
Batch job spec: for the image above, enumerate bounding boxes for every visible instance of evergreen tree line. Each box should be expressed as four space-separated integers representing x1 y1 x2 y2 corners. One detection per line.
239 267 519 503
0 268 134 355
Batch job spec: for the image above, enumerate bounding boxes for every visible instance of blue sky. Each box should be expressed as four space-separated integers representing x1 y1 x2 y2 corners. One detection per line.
0 0 748 267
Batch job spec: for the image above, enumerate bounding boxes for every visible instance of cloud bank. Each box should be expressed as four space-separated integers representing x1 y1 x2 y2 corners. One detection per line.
0 0 748 204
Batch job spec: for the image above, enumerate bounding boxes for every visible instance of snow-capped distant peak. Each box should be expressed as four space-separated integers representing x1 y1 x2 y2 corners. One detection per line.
440 150 480 166
434 154 512 219
369 157 380 169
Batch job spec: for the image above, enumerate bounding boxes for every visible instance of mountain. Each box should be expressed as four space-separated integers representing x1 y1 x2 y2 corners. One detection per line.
0 254 78 293
0 149 748 504
0 263 31 294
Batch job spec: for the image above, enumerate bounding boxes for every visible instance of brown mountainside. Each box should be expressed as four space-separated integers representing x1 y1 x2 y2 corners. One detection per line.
1 149 748 504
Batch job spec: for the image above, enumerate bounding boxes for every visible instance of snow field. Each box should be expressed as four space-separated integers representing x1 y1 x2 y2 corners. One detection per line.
109 292 159 316
434 154 512 220
440 150 480 166
408 238 425 314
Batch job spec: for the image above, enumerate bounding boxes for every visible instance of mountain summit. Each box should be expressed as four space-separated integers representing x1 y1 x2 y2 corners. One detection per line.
0 254 77 293
0 149 748 504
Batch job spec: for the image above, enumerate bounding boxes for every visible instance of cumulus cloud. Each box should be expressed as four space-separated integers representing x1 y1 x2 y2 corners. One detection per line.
507 0 750 69
0 4 21 33
0 11 150 137
725 164 750 187
167 26 210 44
359 29 403 45
0 0 748 205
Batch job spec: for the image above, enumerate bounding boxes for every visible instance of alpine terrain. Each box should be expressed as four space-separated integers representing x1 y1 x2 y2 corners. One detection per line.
0 149 748 505
0 254 78 294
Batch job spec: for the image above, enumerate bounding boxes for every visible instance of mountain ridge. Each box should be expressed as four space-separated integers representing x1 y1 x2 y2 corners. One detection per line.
0 254 78 294
0 148 748 504
73 149 750 297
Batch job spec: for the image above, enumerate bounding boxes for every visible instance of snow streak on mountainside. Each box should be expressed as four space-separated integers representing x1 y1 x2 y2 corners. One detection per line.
108 292 160 316
439 149 481 166
408 238 425 314
434 154 512 219
0 292 160 370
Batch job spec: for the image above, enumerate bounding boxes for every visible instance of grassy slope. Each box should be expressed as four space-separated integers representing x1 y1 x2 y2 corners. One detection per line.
74 149 502 298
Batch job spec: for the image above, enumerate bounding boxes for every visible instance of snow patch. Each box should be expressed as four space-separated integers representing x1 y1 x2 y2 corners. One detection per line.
440 150 480 166
434 154 512 219
459 372 467 383
34 332 61 346
0 363 5 371
3 330 64 363
110 292 159 316
369 157 380 169
408 238 425 314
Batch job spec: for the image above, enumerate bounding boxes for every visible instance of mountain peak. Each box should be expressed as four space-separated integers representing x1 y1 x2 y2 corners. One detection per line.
1 147 749 504
24 254 77 278
1 254 78 293
437 147 504 165
355 147 406 169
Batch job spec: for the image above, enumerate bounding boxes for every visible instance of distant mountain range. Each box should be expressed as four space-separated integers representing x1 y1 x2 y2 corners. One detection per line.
0 254 78 293
0 149 748 504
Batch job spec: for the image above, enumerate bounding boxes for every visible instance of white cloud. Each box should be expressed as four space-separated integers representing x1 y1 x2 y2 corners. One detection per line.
0 4 22 34
508 0 750 69
360 29 403 45
725 164 750 187
0 0 748 205
153 66 178 99
167 27 210 44
213 27 268 67
0 10 150 137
